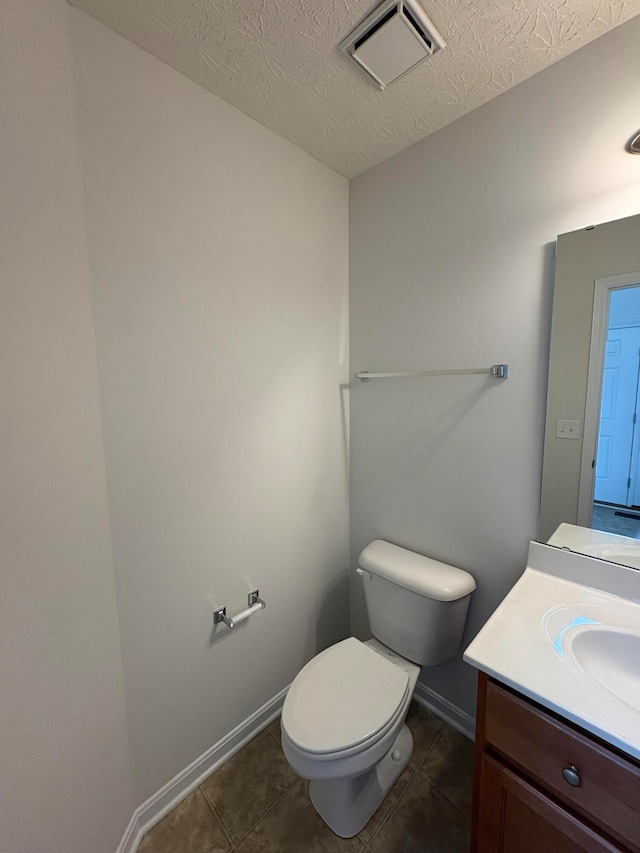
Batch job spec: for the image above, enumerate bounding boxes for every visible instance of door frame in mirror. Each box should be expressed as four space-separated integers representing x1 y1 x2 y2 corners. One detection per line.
578 271 640 526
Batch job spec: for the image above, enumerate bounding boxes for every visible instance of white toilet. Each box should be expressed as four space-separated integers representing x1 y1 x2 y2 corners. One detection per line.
280 539 476 838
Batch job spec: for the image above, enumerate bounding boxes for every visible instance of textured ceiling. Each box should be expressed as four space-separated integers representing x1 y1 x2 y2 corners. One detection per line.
68 0 640 177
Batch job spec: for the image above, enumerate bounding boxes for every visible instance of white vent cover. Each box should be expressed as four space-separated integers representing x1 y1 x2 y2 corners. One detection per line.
340 0 446 90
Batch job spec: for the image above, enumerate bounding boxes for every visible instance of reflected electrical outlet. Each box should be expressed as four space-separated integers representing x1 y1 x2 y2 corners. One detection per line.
556 419 580 439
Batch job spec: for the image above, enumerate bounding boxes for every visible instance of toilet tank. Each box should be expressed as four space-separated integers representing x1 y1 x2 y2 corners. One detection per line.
358 540 476 666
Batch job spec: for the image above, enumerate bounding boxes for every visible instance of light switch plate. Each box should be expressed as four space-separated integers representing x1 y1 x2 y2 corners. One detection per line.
556 419 580 439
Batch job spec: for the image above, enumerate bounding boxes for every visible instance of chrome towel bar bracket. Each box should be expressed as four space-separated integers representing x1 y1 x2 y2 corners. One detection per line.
214 589 265 629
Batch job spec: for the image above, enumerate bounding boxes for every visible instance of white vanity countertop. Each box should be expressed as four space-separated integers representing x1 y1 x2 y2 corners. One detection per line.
548 522 640 553
464 541 640 762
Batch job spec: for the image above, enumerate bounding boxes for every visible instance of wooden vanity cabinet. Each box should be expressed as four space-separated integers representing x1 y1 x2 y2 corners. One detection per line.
472 673 640 853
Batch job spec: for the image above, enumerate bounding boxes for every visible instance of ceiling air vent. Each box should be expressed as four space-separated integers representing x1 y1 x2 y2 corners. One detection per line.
340 0 446 90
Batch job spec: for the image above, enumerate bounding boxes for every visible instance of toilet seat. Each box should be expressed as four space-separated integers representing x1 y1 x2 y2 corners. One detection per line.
282 638 410 756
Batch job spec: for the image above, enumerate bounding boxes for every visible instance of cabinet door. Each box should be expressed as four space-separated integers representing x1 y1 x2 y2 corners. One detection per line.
482 677 640 850
476 754 624 853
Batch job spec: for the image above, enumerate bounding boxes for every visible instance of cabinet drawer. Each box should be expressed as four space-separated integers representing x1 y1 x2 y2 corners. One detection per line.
484 680 640 853
477 753 625 853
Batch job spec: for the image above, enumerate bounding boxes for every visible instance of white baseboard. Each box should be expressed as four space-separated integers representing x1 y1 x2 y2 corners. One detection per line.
116 685 289 853
413 681 476 741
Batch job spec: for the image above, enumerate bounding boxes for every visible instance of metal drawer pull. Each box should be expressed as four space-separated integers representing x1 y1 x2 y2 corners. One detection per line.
562 765 581 787
214 589 265 629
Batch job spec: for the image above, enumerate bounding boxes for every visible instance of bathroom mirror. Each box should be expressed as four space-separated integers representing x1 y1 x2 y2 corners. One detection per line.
539 213 640 562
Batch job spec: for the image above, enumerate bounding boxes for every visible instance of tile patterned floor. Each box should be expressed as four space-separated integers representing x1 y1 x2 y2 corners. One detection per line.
138 701 473 853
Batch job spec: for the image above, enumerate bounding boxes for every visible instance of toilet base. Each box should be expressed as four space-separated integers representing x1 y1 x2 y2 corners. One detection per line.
308 723 414 838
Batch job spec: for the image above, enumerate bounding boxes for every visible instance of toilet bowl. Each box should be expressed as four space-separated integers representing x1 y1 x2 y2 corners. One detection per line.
280 539 476 838
281 637 419 838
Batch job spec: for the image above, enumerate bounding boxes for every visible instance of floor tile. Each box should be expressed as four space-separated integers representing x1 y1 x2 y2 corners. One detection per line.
592 503 640 538
236 779 366 853
138 788 230 853
358 766 414 845
417 725 474 816
266 714 281 742
369 772 470 853
405 700 445 768
200 728 296 843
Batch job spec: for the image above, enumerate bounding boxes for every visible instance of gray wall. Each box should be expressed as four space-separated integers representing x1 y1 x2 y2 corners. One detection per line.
349 16 640 718
0 2 134 850
71 10 350 802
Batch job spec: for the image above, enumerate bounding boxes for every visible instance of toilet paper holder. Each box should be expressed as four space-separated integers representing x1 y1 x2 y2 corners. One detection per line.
214 589 266 629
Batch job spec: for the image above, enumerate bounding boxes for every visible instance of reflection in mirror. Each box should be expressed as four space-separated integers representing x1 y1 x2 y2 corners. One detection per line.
587 280 640 536
539 213 640 557
547 522 640 571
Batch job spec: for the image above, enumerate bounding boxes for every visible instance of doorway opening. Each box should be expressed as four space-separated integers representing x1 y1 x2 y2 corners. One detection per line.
592 284 640 538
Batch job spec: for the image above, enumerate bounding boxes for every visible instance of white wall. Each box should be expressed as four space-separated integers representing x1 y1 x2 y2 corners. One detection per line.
0 2 134 851
70 10 350 802
350 16 640 717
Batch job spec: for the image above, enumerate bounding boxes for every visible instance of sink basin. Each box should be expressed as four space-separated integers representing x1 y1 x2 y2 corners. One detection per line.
465 540 640 761
566 627 640 711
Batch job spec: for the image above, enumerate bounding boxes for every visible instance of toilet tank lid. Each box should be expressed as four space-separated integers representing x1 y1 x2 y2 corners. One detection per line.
359 540 476 601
